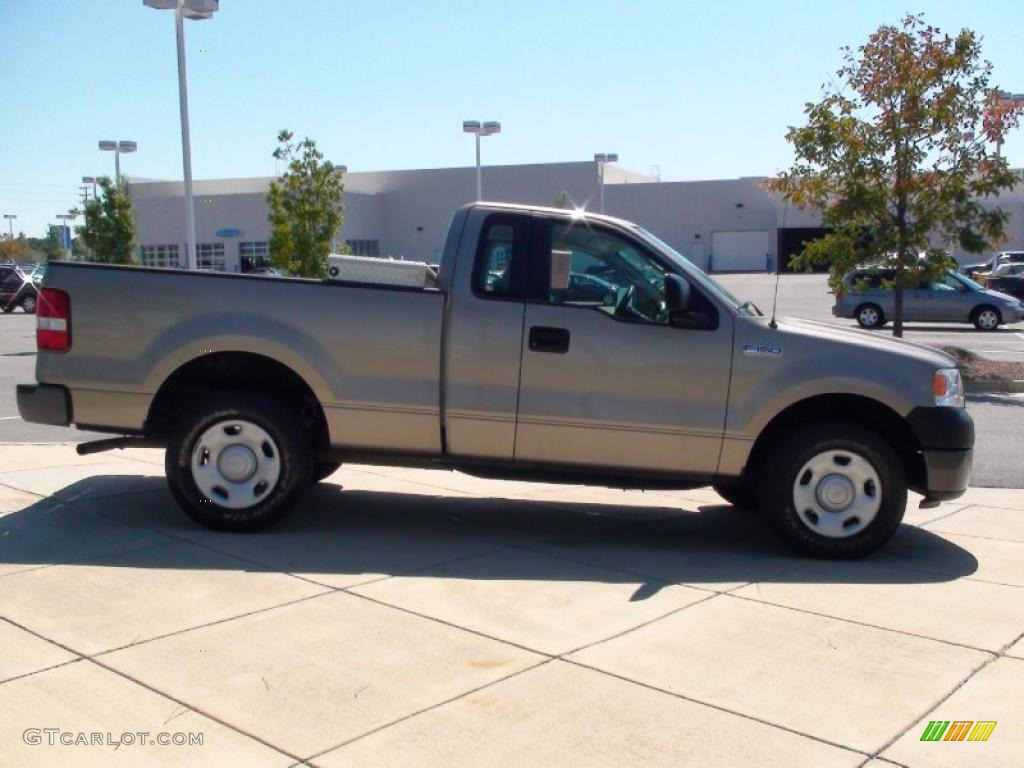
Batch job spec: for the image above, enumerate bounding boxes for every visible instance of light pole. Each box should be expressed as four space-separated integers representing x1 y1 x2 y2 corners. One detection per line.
82 176 98 198
3 214 15 239
594 153 619 214
462 120 501 200
98 140 137 183
995 92 1024 159
144 0 219 271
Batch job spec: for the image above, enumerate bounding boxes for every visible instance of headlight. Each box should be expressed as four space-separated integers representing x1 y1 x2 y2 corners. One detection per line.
934 368 965 408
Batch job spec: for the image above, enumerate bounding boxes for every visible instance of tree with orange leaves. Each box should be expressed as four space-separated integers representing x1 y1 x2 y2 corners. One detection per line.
772 14 1022 337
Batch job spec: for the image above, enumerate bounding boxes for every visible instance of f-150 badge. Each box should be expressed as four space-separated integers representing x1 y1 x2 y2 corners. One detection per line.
743 344 782 357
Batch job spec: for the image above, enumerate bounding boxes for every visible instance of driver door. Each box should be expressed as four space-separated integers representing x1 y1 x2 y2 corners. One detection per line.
514 216 733 474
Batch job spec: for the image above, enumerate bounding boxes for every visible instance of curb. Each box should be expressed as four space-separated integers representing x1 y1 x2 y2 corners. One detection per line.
964 377 1024 394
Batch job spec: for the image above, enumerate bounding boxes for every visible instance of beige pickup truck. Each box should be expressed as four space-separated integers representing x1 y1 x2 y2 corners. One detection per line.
18 203 973 557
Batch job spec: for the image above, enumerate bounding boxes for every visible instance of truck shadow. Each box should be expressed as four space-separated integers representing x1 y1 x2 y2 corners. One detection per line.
0 474 979 597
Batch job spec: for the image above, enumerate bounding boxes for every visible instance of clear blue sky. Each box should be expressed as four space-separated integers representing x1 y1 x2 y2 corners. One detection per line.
2 0 1022 237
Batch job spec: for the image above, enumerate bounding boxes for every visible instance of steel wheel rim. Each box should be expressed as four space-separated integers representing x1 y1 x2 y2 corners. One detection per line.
978 310 998 329
792 449 882 538
859 307 878 326
190 419 281 509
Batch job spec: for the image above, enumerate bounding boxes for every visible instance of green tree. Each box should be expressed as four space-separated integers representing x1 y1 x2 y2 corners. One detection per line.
772 14 1022 336
266 130 345 278
76 176 136 264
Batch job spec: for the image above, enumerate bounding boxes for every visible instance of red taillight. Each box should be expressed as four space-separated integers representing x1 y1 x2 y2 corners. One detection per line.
985 279 995 289
37 288 71 352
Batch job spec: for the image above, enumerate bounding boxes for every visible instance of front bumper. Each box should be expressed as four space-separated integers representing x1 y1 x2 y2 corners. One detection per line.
16 384 71 426
907 406 974 500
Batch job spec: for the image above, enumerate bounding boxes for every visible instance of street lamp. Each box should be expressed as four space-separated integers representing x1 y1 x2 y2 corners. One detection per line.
463 120 501 200
82 176 98 198
995 91 1024 159
144 0 220 271
594 153 619 214
98 140 137 182
3 214 16 239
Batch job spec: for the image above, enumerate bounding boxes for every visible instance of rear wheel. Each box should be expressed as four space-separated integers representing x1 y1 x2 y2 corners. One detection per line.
165 392 312 531
712 480 759 509
855 303 885 329
759 422 906 558
20 294 37 314
972 306 1000 331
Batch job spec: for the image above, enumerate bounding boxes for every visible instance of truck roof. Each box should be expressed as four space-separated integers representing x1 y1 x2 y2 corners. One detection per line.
458 201 639 231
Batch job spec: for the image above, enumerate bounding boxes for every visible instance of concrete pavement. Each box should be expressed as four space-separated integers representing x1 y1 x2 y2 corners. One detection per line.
0 443 1022 766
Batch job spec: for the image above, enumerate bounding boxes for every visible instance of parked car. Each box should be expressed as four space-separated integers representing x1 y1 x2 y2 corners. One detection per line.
18 202 974 558
0 264 38 313
248 267 283 277
963 251 1024 283
985 263 1024 301
834 268 1024 330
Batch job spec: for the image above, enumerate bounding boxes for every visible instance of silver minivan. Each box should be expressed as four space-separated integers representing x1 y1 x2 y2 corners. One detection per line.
833 269 1024 330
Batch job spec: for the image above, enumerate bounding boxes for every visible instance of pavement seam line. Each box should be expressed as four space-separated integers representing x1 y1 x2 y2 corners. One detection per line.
83 654 308 764
0 656 85 687
723 591 1000 655
863 650 1001 761
562 657 870 759
298 658 557 765
88 588 336 661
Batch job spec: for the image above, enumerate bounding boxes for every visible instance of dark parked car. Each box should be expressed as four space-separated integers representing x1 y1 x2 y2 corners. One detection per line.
0 264 38 313
986 263 1024 301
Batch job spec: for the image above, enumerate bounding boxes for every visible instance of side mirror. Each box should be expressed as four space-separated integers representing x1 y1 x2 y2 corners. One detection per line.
665 273 717 330
665 273 691 313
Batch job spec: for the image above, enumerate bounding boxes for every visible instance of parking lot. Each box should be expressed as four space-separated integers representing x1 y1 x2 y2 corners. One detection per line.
1 445 1023 766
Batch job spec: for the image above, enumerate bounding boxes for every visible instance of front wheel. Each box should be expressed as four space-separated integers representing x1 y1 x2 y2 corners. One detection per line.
20 294 37 314
972 306 1000 331
165 392 313 531
759 422 906 558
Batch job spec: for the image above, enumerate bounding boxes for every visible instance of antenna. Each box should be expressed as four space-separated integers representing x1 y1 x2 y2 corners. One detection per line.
769 200 788 329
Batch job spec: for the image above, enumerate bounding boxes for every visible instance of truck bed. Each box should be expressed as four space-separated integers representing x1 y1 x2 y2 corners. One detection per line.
37 262 445 453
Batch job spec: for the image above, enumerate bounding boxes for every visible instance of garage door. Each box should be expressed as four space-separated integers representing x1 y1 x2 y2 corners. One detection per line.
711 230 773 272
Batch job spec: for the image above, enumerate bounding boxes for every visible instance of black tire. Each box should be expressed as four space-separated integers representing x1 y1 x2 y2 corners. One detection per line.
855 303 885 329
758 422 906 558
20 293 37 314
165 392 313 532
971 305 1001 331
712 480 759 509
313 460 343 483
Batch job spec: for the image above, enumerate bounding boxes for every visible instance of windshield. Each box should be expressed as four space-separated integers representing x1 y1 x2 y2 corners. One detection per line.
949 271 980 291
631 226 756 314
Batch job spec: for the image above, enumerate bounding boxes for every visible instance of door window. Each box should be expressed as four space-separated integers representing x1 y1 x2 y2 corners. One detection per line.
928 274 966 292
546 221 668 324
473 216 531 299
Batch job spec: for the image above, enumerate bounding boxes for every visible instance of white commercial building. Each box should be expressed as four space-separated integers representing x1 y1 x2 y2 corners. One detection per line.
128 161 1024 273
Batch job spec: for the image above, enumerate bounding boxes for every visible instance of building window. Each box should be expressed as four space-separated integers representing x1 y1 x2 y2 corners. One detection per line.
239 241 270 272
140 244 181 269
346 239 380 257
197 242 226 271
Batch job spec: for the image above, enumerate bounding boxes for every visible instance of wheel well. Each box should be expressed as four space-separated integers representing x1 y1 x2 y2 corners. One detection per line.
146 352 329 452
744 394 924 490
